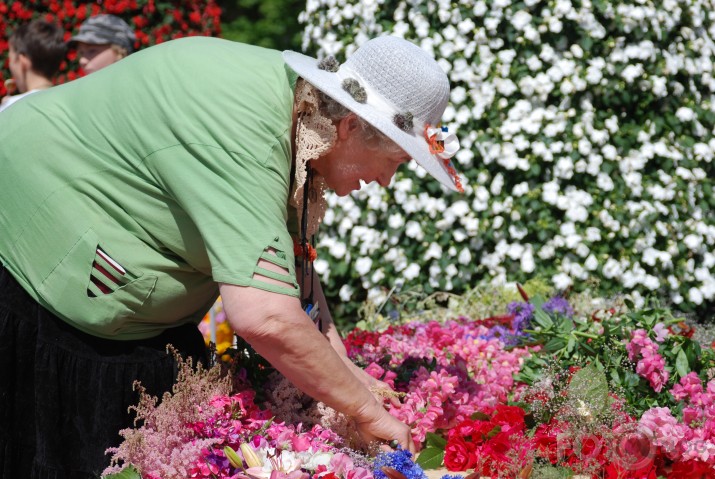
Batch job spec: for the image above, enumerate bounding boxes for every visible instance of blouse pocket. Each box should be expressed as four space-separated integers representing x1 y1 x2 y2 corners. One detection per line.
37 228 158 336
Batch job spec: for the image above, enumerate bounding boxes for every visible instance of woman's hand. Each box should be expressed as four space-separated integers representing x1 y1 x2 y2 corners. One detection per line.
353 398 416 453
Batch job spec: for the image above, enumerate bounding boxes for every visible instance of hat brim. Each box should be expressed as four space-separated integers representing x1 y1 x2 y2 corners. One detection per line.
283 50 460 192
68 33 114 47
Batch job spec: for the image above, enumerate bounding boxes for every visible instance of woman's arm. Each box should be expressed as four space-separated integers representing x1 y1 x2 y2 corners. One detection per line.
219 280 415 452
305 272 400 403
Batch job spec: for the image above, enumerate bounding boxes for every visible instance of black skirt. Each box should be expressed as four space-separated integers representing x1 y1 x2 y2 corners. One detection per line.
0 264 208 479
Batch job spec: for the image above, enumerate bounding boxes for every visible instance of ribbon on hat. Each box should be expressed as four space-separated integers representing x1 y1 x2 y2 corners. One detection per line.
424 125 459 159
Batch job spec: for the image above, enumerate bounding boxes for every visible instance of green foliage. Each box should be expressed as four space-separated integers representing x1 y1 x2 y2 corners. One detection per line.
514 293 715 418
217 0 303 50
103 465 141 479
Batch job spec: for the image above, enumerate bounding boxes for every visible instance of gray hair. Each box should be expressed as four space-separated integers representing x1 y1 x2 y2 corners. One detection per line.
315 89 404 154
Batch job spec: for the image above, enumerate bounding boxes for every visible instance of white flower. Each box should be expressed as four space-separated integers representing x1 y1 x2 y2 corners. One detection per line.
553 272 573 290
355 257 373 276
313 258 329 276
490 173 504 195
403 263 420 280
458 248 472 265
689 287 704 305
511 10 532 30
521 248 535 273
424 243 443 260
684 234 702 250
405 221 424 240
585 255 599 270
596 173 615 191
388 213 405 229
328 241 348 259
605 116 619 133
621 64 644 83
603 258 623 278
675 107 696 122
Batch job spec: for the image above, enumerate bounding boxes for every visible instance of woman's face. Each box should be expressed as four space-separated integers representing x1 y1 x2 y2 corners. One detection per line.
77 42 122 75
311 115 411 196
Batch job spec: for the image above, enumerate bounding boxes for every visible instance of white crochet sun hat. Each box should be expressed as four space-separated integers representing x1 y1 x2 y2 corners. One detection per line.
283 35 463 192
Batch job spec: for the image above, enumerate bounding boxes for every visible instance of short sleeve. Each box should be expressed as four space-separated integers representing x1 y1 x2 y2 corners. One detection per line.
143 142 300 297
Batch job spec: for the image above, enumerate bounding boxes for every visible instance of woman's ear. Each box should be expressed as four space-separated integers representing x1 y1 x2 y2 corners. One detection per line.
336 113 361 141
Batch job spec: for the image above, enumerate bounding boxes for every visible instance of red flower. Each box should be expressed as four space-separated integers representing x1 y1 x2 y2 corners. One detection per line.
669 460 715 478
447 419 477 440
189 10 202 24
482 431 512 463
532 423 563 464
491 405 526 434
444 436 477 471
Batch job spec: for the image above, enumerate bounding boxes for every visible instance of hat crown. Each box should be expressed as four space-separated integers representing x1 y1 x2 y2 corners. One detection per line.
344 36 449 127
74 14 136 52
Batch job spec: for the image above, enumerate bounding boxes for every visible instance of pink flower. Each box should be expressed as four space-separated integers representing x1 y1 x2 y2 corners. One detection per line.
652 322 670 342
671 372 704 401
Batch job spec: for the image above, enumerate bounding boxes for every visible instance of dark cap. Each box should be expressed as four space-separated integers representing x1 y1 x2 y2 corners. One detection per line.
69 14 136 53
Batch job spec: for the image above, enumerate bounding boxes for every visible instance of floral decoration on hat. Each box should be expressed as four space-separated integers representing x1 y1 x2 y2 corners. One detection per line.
425 124 463 192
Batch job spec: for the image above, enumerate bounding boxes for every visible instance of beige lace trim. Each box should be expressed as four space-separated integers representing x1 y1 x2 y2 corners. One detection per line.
290 79 337 238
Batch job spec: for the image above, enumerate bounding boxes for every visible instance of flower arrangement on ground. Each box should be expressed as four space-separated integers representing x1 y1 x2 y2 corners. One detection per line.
123 283 715 478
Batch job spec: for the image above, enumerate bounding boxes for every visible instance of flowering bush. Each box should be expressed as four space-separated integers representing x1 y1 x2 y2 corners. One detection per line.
300 0 715 321
0 0 221 95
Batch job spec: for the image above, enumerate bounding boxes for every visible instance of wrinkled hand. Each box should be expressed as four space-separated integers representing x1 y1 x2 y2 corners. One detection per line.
354 401 416 454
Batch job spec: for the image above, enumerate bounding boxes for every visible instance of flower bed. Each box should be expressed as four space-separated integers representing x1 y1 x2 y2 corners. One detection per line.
107 284 715 478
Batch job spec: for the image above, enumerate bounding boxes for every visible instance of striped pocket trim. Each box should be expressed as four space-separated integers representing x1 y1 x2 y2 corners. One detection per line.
87 247 126 297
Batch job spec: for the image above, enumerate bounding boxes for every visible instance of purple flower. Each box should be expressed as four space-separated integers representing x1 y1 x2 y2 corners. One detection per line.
507 301 535 331
542 296 574 318
482 326 523 347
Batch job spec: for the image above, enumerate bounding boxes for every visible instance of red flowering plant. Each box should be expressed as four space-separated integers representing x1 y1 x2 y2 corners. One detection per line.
0 0 222 95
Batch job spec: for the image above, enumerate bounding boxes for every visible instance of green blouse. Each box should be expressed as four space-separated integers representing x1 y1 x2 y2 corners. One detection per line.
0 37 300 339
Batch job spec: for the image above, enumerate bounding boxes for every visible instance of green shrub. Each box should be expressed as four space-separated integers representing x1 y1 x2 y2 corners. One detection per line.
301 0 715 325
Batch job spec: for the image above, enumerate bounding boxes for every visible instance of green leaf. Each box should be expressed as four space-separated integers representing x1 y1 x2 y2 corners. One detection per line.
675 349 690 378
415 447 445 470
531 464 575 478
566 335 576 354
543 337 566 353
568 364 609 418
103 466 142 479
471 411 491 421
533 309 554 329
425 432 447 449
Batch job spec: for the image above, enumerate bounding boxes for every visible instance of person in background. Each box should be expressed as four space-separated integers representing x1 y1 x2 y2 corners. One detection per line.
0 19 66 113
69 14 136 75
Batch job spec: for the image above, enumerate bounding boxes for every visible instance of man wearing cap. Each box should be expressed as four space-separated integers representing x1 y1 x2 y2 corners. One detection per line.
69 14 136 75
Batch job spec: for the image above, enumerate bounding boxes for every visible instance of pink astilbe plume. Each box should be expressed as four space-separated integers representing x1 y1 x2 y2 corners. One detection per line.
103 346 234 478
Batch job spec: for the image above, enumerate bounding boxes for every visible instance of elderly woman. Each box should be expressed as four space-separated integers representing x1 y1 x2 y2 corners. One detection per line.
0 36 462 477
